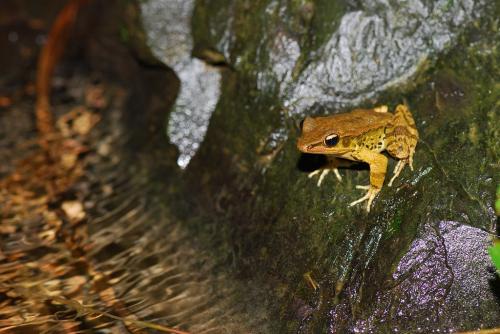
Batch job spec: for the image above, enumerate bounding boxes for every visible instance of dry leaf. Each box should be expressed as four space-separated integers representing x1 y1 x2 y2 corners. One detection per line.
61 200 85 221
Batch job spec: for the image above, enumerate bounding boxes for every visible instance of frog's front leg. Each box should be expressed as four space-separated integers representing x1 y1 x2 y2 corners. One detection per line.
308 156 352 187
349 149 388 212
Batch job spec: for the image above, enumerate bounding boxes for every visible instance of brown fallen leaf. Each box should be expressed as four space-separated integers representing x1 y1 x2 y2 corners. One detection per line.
0 96 12 107
61 200 86 222
85 84 108 109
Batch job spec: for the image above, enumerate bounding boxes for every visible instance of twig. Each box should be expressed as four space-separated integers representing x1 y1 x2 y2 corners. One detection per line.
35 0 90 140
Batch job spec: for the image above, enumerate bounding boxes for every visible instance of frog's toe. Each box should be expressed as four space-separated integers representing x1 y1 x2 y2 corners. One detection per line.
333 168 342 181
308 168 341 186
373 105 388 113
349 186 380 212
308 169 329 187
308 170 321 178
388 160 407 187
317 169 330 186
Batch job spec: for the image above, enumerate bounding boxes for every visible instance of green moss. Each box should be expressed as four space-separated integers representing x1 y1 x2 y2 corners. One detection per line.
489 243 500 273
119 25 129 43
496 184 500 216
387 213 402 235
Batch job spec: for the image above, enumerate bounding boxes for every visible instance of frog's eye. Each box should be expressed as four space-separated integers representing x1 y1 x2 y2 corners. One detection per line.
324 134 339 147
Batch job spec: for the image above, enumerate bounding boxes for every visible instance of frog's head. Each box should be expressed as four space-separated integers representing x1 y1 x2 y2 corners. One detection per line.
297 116 351 155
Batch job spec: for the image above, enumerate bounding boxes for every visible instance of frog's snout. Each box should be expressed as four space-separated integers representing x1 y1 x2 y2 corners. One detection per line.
296 138 312 153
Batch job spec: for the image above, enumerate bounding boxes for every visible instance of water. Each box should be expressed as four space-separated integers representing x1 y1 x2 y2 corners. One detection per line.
140 0 222 169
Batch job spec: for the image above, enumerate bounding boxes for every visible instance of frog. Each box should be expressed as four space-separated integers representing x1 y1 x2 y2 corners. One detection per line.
297 104 418 212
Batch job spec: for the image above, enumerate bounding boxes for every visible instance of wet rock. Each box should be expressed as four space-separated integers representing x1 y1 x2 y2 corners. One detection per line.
348 221 497 333
141 0 222 168
139 0 499 332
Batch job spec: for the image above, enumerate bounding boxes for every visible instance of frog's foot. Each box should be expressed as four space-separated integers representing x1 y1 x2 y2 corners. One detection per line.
388 159 409 187
308 168 342 186
349 185 380 212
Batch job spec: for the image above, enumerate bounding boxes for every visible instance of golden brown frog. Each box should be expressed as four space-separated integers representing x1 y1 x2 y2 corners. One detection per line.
297 105 418 212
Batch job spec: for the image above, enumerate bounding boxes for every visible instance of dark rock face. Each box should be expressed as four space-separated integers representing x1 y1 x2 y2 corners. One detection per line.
139 0 499 332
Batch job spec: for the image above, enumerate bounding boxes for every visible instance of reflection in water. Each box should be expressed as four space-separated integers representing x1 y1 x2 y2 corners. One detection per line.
140 0 221 169
0 78 267 333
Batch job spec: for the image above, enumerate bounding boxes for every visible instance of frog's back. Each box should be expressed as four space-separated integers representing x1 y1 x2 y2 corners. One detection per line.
315 109 392 137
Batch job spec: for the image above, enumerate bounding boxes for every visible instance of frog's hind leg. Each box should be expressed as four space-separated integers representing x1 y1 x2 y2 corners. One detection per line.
386 104 419 186
349 149 388 212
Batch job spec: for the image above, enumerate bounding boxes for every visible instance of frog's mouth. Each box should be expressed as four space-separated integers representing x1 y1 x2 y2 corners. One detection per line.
305 142 323 151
